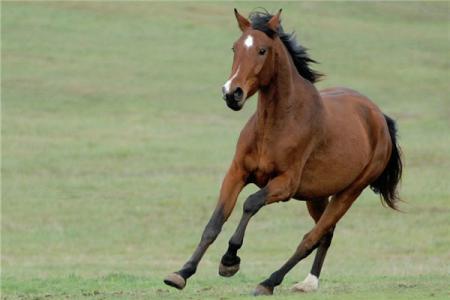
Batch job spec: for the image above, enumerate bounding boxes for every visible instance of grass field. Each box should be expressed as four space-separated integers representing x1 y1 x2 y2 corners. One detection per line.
2 2 449 299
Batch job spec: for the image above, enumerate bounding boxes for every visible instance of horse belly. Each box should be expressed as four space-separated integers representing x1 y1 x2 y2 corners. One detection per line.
296 137 371 200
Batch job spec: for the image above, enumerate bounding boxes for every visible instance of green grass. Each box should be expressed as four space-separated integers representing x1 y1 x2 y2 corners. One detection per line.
2 2 449 299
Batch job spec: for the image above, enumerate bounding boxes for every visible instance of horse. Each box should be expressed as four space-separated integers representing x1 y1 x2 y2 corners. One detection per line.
164 9 402 296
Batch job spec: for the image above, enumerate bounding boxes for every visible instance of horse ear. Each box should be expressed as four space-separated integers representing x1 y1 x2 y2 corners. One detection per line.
267 9 282 32
234 8 250 32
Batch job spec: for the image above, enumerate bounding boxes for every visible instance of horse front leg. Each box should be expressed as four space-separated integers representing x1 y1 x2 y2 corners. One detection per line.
164 162 246 290
219 174 296 277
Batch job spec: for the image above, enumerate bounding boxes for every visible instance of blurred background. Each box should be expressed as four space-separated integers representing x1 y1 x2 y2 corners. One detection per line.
2 2 449 299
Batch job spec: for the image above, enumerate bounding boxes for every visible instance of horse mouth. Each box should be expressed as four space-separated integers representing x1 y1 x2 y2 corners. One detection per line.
226 99 244 111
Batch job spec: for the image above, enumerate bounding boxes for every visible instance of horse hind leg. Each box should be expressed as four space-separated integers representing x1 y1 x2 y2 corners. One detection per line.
254 189 361 296
253 149 389 295
292 197 335 293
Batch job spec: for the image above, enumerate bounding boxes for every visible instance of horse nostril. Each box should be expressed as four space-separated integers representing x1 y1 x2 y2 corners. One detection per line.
234 87 243 101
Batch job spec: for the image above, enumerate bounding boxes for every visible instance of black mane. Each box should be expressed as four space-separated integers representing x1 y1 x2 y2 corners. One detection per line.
249 10 323 83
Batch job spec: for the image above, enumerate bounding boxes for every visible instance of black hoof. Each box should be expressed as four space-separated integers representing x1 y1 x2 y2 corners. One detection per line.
163 273 186 290
219 262 240 277
253 284 273 296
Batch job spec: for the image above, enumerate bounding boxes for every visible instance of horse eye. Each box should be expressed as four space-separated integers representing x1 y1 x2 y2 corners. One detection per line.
259 48 267 55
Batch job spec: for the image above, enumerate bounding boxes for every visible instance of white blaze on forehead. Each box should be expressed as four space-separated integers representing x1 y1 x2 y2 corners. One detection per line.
223 66 240 94
244 35 253 48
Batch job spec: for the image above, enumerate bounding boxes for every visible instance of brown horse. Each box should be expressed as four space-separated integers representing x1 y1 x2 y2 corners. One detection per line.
164 9 402 295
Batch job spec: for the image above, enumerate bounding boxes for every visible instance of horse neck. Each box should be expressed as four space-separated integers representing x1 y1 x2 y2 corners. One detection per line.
256 39 321 130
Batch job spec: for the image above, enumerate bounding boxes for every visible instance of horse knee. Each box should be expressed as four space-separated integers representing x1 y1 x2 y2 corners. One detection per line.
243 190 266 214
200 210 224 244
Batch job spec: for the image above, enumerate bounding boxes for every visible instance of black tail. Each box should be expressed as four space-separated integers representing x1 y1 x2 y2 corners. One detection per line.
370 115 403 210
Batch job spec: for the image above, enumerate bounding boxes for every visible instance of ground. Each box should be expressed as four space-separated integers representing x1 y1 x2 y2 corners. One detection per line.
2 2 449 300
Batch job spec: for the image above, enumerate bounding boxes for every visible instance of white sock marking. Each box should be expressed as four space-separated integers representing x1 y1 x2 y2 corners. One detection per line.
292 273 319 293
244 35 253 48
223 66 240 93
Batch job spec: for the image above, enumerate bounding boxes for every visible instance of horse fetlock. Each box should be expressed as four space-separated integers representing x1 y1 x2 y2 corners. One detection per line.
178 262 197 279
221 252 241 266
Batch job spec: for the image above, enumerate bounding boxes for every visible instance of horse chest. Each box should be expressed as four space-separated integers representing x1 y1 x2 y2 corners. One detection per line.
251 169 271 188
247 148 279 187
243 126 295 187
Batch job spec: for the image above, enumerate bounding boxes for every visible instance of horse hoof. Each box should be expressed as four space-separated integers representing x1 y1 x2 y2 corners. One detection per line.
163 273 186 290
219 262 240 277
253 284 273 296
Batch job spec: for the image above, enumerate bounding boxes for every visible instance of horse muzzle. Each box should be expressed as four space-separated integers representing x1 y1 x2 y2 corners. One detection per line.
222 87 245 111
